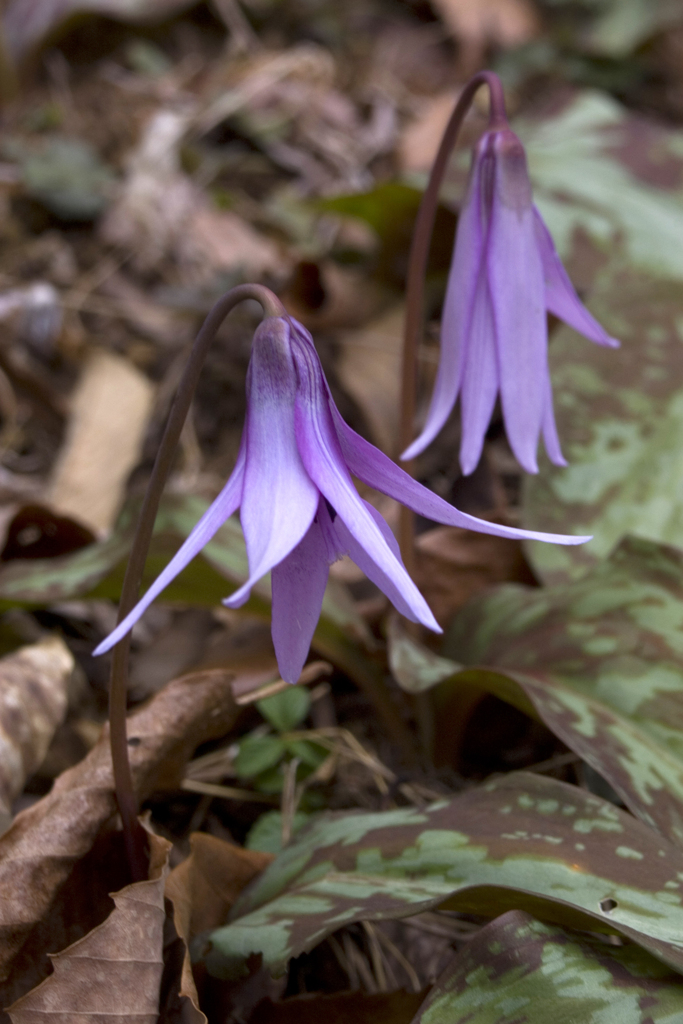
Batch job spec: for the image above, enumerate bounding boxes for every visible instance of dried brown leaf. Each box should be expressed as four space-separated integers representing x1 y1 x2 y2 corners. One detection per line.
430 0 539 52
166 832 273 942
0 668 240 1002
0 637 73 822
336 306 404 455
398 92 460 174
99 110 282 282
165 832 273 1019
7 831 171 1024
46 350 155 536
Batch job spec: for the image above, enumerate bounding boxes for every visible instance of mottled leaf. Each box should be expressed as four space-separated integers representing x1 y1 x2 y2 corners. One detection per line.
512 93 683 581
207 772 683 979
443 536 683 844
413 910 683 1024
585 0 683 58
521 91 683 279
387 613 460 694
522 260 683 581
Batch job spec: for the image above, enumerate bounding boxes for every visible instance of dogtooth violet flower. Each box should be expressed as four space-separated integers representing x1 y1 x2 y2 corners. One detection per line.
94 315 590 684
401 122 619 475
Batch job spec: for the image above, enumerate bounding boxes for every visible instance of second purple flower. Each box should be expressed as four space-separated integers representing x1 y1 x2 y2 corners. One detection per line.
402 123 619 475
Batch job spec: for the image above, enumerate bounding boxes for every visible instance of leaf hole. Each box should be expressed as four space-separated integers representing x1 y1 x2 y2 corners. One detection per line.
600 897 618 913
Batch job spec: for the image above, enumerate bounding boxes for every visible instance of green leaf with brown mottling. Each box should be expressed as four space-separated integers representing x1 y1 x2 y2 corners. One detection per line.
443 536 683 845
412 910 683 1024
510 92 683 582
522 258 683 583
206 772 683 980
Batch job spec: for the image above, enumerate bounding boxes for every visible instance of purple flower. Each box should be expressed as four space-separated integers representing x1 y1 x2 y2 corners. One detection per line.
94 316 589 683
402 126 619 475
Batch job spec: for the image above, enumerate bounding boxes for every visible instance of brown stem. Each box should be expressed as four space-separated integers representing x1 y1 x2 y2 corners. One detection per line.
398 71 508 570
109 284 285 882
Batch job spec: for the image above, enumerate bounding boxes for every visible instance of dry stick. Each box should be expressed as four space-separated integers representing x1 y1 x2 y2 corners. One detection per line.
398 70 508 571
109 284 285 883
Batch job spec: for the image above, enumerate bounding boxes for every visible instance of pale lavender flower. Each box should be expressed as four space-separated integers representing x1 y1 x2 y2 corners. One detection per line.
94 316 589 683
402 126 619 475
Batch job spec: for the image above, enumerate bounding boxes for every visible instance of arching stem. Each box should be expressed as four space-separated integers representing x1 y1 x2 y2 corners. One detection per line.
109 284 285 882
398 70 508 571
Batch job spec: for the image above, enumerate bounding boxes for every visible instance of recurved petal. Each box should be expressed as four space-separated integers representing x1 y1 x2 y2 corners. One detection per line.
334 501 439 628
225 318 318 609
93 443 246 656
271 506 332 684
534 208 619 348
488 131 547 474
292 333 440 632
541 376 568 468
401 137 490 462
332 407 591 546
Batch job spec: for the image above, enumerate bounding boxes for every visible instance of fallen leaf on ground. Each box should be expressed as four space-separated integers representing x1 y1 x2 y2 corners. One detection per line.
100 109 282 282
336 306 404 455
0 667 240 1002
414 525 537 629
7 830 171 1024
166 832 273 942
46 349 155 536
166 831 273 1018
398 91 460 174
430 0 538 54
0 636 73 826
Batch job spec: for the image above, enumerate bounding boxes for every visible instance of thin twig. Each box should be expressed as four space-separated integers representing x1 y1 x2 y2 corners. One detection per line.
281 757 301 846
181 778 279 804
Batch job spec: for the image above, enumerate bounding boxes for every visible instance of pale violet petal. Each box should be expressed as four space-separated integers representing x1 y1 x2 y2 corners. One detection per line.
459 271 498 475
271 506 331 684
488 135 547 474
93 443 246 656
402 138 490 461
541 377 568 468
292 334 440 631
224 318 318 609
534 208 619 348
332 407 591 546
334 501 439 628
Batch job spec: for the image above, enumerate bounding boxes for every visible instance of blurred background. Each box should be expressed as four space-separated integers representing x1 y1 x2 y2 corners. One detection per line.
1 0 683 836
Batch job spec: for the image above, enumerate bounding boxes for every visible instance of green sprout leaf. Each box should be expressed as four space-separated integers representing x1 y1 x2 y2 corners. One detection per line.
234 736 286 779
257 687 311 733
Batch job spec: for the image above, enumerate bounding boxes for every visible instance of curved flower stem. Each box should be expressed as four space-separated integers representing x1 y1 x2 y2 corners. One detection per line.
398 70 508 570
110 284 285 882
